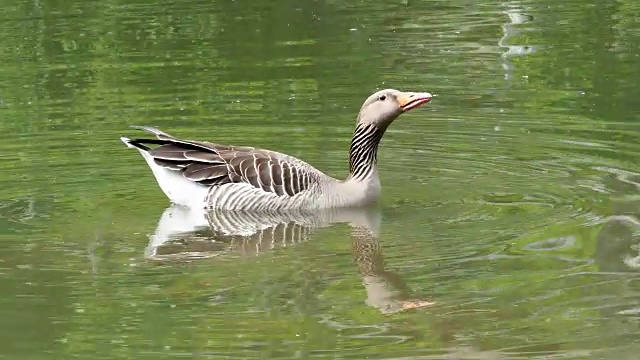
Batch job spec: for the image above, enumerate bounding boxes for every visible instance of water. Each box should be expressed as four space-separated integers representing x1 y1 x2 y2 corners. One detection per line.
1 0 639 358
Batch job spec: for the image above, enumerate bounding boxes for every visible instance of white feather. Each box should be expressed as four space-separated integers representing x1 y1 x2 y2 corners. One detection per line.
120 137 209 207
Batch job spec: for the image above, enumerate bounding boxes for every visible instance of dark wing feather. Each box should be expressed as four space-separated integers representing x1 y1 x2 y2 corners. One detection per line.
181 163 230 182
127 126 316 196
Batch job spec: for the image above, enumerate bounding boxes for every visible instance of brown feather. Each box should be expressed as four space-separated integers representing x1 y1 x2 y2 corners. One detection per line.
154 158 188 170
150 144 191 160
272 160 283 186
282 163 295 196
130 126 316 197
184 150 224 163
258 159 272 191
182 163 229 182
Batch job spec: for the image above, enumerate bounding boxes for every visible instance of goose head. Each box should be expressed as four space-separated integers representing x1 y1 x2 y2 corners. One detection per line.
356 89 433 130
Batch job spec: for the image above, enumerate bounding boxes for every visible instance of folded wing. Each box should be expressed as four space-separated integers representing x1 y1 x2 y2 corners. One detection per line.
127 126 318 197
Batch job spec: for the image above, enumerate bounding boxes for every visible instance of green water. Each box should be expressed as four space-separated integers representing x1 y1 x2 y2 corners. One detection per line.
1 0 640 358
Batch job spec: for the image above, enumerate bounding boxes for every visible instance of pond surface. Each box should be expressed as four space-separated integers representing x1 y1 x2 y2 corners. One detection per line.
1 0 639 358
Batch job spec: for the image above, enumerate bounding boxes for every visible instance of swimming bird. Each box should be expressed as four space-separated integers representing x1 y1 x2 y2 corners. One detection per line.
120 89 432 210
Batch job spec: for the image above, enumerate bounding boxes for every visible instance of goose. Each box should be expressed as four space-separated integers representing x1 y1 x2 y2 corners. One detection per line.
120 89 432 210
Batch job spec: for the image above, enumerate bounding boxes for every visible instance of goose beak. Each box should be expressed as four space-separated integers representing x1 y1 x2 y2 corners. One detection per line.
398 92 433 112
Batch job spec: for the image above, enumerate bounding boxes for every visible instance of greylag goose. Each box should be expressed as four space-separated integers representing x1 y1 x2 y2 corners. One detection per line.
120 89 432 210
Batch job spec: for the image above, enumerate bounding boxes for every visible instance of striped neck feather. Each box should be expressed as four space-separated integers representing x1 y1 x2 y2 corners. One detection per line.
348 123 385 181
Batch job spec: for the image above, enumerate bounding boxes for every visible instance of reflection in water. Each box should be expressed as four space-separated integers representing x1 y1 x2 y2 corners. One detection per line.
499 1 535 80
596 214 640 272
0 197 36 228
596 169 640 273
147 205 434 314
592 169 640 319
1 0 639 356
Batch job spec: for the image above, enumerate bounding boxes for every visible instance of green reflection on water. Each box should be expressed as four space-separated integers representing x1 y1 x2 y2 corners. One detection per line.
1 0 639 358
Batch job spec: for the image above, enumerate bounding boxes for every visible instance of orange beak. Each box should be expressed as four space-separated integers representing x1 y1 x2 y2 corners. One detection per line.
397 92 433 112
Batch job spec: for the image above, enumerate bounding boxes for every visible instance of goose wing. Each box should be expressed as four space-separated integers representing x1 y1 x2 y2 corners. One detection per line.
126 126 320 197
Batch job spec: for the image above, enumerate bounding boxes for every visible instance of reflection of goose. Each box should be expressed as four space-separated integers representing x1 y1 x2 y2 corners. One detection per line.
147 205 434 313
592 171 640 319
595 196 640 273
596 214 640 271
120 89 432 210
350 225 435 313
498 2 535 80
596 170 640 272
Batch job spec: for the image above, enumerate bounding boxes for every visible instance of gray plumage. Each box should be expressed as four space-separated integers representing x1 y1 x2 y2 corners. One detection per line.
121 89 432 210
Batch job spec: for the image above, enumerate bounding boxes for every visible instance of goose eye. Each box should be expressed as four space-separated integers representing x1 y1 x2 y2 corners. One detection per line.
379 95 387 101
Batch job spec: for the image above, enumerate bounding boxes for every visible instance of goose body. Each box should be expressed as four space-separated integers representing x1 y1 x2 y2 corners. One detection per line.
121 89 432 210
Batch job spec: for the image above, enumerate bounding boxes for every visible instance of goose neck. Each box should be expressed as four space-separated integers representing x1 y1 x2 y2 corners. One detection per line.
348 123 385 181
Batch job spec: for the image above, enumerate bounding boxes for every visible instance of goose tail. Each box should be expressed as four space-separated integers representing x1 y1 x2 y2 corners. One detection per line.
119 134 208 208
120 136 152 151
